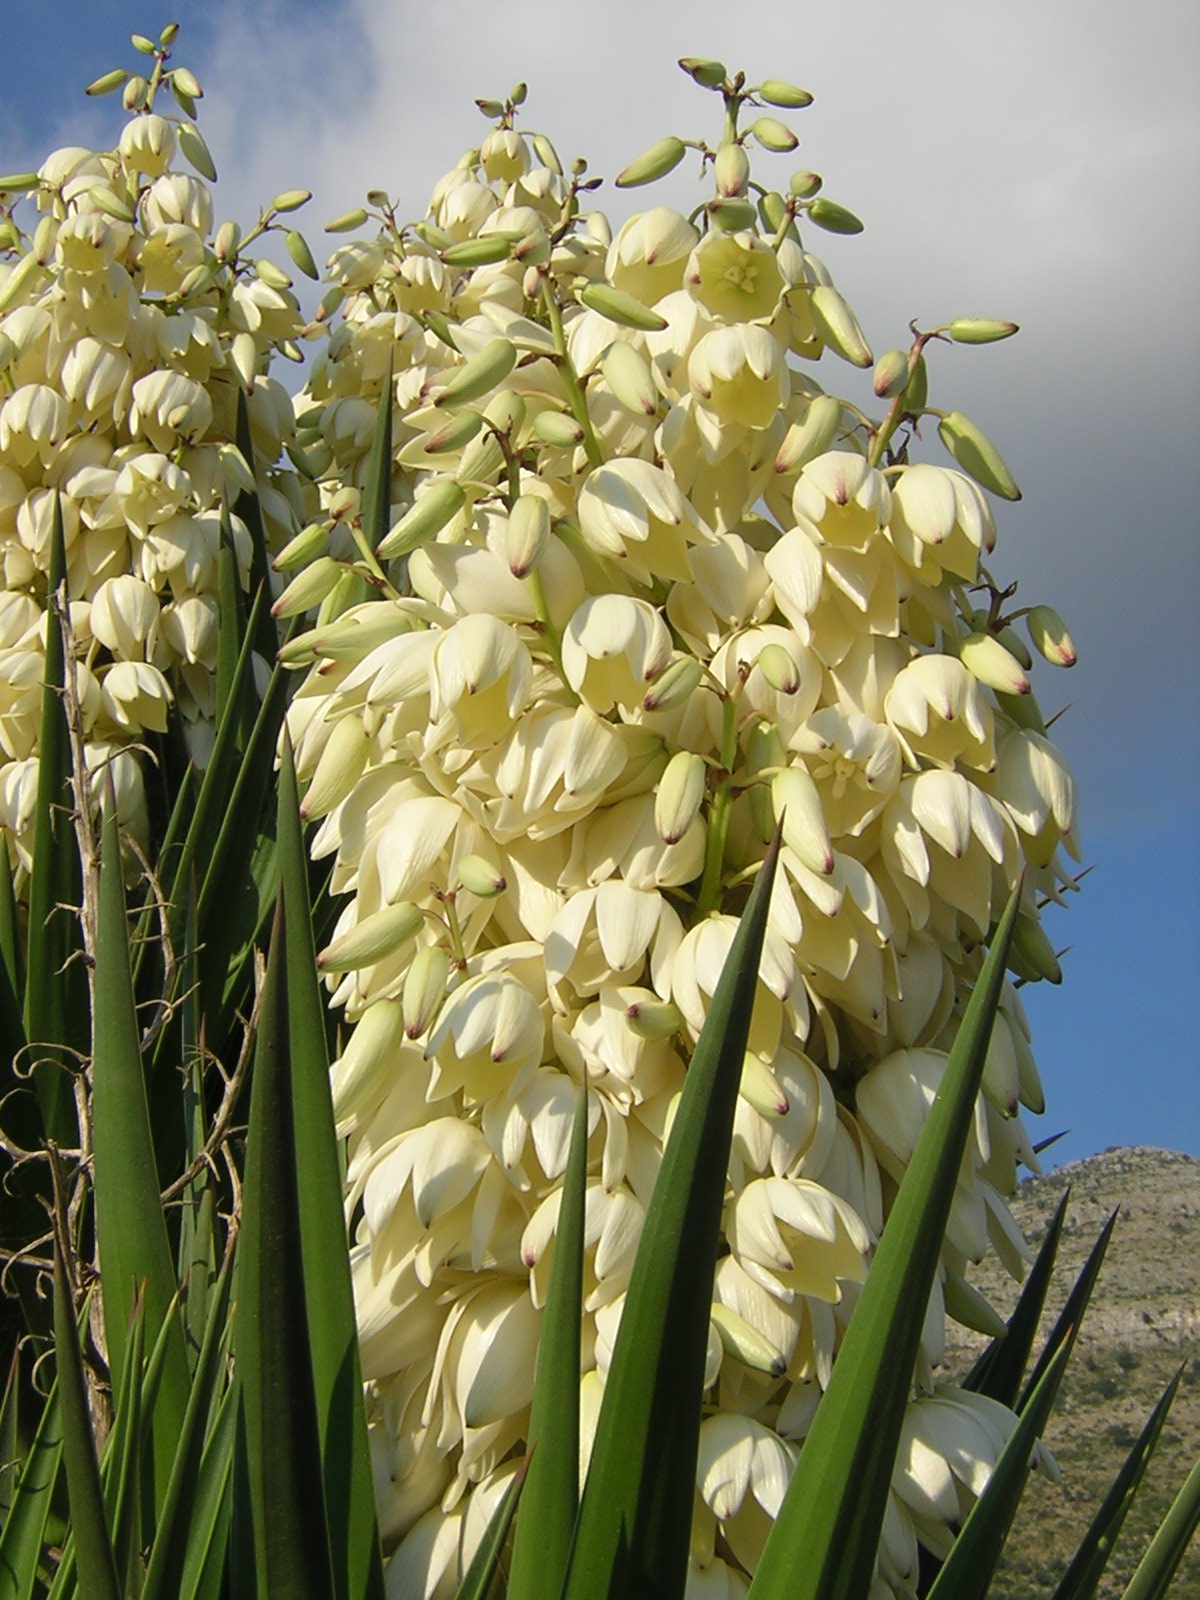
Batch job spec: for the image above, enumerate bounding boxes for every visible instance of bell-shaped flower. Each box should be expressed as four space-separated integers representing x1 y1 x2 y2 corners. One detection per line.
885 654 994 772
61 336 131 426
605 206 699 308
727 1175 871 1304
425 970 544 1102
426 613 532 752
562 593 672 714
888 463 995 583
545 880 682 1002
89 574 161 662
672 915 805 1062
792 451 890 552
576 457 711 585
482 701 629 842
666 531 773 655
0 385 68 469
685 230 786 324
789 707 902 837
992 727 1078 866
688 325 789 430
117 112 175 176
99 658 172 733
695 1412 796 1573
143 172 213 236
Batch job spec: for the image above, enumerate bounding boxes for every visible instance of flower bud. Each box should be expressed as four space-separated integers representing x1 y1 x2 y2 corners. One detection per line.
33 215 58 264
616 136 687 188
331 999 406 1122
454 429 505 490
948 317 1018 345
1026 605 1076 667
706 197 758 233
319 902 424 972
774 394 842 473
300 713 371 820
122 75 148 110
957 632 1030 695
757 191 789 234
285 229 319 280
483 389 526 434
505 493 550 578
434 336 518 407
273 521 329 571
254 257 292 290
872 348 909 398
423 409 484 455
579 282 668 332
85 68 127 96
749 117 799 153
442 235 514 267
757 79 814 109
600 340 658 416
678 57 726 87
1010 913 1062 984
937 410 1020 501
325 207 369 233
625 997 682 1039
531 410 585 448
714 142 751 198
789 170 822 198
0 252 44 314
404 945 451 1039
177 122 216 182
806 197 864 235
130 32 156 53
377 479 466 559
772 766 833 874
531 133 562 174
901 352 928 412
328 485 362 523
513 229 550 266
213 219 241 261
711 1302 786 1376
0 172 39 193
642 654 702 713
172 66 203 100
809 285 872 367
739 1051 790 1117
271 556 344 619
453 854 506 897
655 750 706 844
757 642 801 694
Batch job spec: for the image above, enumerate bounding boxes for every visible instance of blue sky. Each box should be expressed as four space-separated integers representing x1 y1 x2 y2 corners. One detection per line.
6 0 1198 1169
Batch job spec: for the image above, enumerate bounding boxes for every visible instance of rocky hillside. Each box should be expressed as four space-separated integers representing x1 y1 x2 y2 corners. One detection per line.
946 1145 1199 1596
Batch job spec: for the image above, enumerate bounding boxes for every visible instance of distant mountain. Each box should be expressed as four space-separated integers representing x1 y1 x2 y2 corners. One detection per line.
945 1146 1199 1596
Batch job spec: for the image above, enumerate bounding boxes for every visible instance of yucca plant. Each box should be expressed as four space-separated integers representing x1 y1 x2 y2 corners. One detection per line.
0 23 1197 1600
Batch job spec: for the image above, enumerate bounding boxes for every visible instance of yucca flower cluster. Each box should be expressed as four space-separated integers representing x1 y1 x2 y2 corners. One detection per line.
0 23 308 874
284 64 1080 1598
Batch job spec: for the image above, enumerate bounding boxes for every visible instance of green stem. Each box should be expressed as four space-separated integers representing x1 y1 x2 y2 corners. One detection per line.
866 331 931 467
541 281 603 468
694 695 739 919
444 895 467 968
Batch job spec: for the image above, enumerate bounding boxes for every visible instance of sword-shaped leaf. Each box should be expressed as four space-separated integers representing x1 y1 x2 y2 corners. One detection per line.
1119 1452 1200 1600
562 830 781 1600
0 1370 62 1600
748 880 1022 1600
454 1463 528 1600
1018 1209 1116 1414
507 1088 588 1600
965 1187 1070 1405
233 388 279 664
276 737 383 1600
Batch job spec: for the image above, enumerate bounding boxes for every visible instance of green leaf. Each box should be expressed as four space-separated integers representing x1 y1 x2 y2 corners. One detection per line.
52 1221 121 1600
1051 1368 1184 1600
104 1288 145 1594
360 356 394 552
92 792 190 1511
1119 1450 1200 1600
507 1088 588 1600
926 1341 1071 1600
563 831 782 1600
233 389 279 664
0 1370 62 1600
1018 1208 1116 1414
965 1186 1070 1406
24 494 85 1145
276 737 384 1600
0 1345 18 1521
0 845 26 1064
453 1462 528 1600
213 502 250 742
178 1386 236 1600
231 894 335 1599
748 880 1022 1600
142 1258 234 1600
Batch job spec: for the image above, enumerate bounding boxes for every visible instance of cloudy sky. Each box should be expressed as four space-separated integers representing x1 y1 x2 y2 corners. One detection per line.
6 0 1198 1167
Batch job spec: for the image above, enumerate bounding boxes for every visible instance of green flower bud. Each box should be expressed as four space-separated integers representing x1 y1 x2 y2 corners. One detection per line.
1026 605 1076 667
505 493 550 578
177 122 217 182
454 429 505 490
757 79 814 109
531 133 562 174
806 196 864 235
172 66 203 100
171 78 197 117
579 281 668 331
714 142 751 198
328 485 362 523
642 655 703 713
254 257 292 290
937 410 1021 501
300 713 371 820
749 116 799 153
85 68 127 97
454 854 507 897
757 190 789 234
483 389 526 433
948 317 1019 345
0 172 39 193
33 215 57 264
1010 912 1062 984
706 196 759 233
872 348 909 398
273 521 329 571
122 75 148 111
158 22 179 44
423 409 485 455
774 393 842 473
531 410 585 448
788 169 822 198
377 479 466 559
130 32 156 53
655 750 706 844
615 135 687 189
966 613 1032 670
434 337 518 407
678 56 727 87
995 688 1046 734
285 229 319 279
325 207 369 233
0 252 44 314
475 98 506 119
442 235 514 267
513 228 550 266
600 340 658 416
957 631 1030 695
403 945 451 1038
757 642 800 694
332 999 406 1122
316 570 366 629
319 901 423 972
271 556 344 619
899 352 928 412
88 188 134 224
809 284 873 367
213 219 241 261
509 81 528 106
625 997 682 1040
